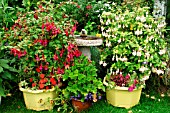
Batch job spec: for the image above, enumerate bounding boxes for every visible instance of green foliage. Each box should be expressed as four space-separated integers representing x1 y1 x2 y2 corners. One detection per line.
63 55 105 100
0 48 18 97
100 2 168 89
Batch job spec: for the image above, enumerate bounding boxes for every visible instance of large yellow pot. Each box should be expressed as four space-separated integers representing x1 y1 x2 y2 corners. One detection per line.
19 86 57 111
106 87 142 109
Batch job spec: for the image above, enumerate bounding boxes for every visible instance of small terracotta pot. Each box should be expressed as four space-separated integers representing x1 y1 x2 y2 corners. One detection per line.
71 99 92 112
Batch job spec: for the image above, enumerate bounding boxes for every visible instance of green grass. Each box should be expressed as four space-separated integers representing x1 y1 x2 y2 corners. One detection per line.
0 91 169 113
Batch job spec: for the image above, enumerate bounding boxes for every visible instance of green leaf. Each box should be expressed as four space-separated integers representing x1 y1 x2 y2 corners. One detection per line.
2 71 12 79
0 66 3 73
0 59 9 64
0 85 5 97
0 63 9 69
8 67 18 72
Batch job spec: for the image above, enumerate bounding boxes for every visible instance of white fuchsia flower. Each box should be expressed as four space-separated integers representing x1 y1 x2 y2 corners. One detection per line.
141 75 149 81
106 41 111 47
112 55 115 61
99 60 103 65
159 49 166 55
139 66 148 73
136 51 142 56
106 19 111 25
140 16 146 22
135 29 142 35
118 38 121 43
132 51 137 56
156 70 164 75
103 62 107 67
136 16 140 20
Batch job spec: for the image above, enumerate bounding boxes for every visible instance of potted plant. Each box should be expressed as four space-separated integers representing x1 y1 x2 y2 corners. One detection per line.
3 1 78 111
100 2 168 108
61 55 105 112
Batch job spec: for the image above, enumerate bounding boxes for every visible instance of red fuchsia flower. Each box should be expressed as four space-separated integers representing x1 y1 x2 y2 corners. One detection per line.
86 5 92 10
32 83 36 87
60 48 65 57
42 23 45 29
36 68 41 73
10 48 26 59
44 65 48 71
42 54 45 61
67 43 75 52
34 13 38 20
23 50 27 56
70 24 76 35
57 67 64 74
29 78 33 82
65 29 69 36
35 54 40 62
74 49 82 57
67 53 74 61
53 53 59 60
40 74 45 79
43 39 48 46
64 62 70 69
39 64 43 71
39 84 45 89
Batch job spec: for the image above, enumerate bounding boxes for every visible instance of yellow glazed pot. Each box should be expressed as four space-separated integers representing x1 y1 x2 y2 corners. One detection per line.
19 86 57 111
106 87 142 109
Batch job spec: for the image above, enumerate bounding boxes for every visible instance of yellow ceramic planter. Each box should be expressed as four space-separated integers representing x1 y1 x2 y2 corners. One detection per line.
106 87 142 109
19 87 57 111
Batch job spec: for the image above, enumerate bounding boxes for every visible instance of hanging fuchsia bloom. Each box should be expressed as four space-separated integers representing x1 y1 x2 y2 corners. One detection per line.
43 39 48 46
60 48 64 57
39 64 43 70
74 49 82 57
44 65 48 70
70 25 76 35
35 54 40 62
42 23 45 29
53 53 58 60
10 48 26 59
65 30 69 36
67 43 75 52
57 67 64 74
34 13 38 20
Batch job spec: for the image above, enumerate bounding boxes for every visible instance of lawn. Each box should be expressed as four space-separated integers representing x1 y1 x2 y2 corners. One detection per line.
0 91 169 113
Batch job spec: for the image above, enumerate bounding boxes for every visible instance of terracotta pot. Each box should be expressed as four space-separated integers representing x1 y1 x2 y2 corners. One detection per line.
71 99 92 112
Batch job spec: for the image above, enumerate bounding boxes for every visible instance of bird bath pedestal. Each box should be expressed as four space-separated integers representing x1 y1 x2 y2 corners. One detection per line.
75 35 103 59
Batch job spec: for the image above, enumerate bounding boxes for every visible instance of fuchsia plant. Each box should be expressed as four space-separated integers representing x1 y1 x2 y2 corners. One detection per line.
4 2 81 90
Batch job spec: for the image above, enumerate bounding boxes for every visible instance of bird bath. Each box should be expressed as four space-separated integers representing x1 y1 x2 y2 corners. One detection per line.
74 35 103 59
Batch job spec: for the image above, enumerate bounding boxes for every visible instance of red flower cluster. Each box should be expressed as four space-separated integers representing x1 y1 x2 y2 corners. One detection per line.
34 39 49 46
10 48 27 59
42 22 60 35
